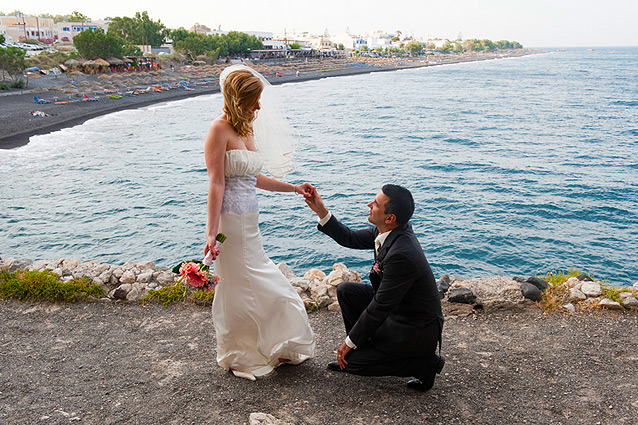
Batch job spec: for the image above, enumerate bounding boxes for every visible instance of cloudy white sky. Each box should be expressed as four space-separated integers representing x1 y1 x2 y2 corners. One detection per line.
6 0 638 47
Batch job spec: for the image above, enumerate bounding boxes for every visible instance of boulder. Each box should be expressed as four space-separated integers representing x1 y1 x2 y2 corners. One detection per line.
526 277 548 291
289 277 311 291
8 258 33 273
569 288 587 301
577 273 593 282
249 412 291 425
581 282 602 297
304 268 326 281
437 275 451 298
520 282 542 302
448 288 476 304
126 287 144 302
309 282 328 300
599 298 624 310
137 261 155 270
277 263 295 280
328 301 341 312
62 258 81 270
565 277 580 288
562 303 576 313
120 270 136 284
316 295 332 309
620 294 638 308
448 276 523 309
156 270 176 285
137 271 154 284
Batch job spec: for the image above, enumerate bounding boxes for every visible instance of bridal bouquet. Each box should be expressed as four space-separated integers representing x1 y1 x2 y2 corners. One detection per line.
173 233 227 293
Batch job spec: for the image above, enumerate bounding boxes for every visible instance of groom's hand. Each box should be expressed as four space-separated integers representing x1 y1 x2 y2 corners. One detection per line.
305 187 329 218
297 182 315 198
337 342 351 370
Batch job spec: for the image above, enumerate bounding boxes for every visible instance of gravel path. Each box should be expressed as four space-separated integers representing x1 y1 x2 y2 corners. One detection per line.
1 300 636 424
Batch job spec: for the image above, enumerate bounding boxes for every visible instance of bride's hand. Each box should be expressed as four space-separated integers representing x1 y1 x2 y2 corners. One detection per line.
296 182 315 198
205 236 221 261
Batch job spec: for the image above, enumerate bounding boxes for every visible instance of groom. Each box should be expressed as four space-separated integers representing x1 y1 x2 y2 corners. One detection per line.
305 184 444 392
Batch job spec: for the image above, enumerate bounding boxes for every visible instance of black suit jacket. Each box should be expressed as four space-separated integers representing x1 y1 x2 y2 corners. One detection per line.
319 215 443 357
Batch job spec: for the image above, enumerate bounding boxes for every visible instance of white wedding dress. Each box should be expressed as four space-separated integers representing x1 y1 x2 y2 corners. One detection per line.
212 149 315 380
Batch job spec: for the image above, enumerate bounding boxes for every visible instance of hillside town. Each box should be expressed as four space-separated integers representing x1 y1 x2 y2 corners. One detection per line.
1 11 522 60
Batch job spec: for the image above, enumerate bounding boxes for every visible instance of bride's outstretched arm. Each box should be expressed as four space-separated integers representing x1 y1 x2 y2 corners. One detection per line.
204 120 228 259
256 174 314 198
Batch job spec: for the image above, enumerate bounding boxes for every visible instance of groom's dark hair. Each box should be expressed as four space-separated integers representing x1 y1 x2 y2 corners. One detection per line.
381 184 414 225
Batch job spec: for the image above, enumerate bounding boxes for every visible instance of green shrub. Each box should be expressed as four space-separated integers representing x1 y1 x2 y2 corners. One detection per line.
0 269 105 303
10 79 25 88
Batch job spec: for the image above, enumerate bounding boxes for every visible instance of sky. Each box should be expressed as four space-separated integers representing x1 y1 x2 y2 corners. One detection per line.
5 0 638 47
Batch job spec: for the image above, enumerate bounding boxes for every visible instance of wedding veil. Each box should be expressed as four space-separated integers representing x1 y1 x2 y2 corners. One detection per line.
219 64 298 179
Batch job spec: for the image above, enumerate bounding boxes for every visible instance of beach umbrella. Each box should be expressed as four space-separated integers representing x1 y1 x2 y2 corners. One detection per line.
107 57 124 65
94 58 110 67
65 59 80 67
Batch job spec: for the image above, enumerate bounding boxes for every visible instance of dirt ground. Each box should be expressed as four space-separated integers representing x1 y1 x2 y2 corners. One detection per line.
1 300 637 424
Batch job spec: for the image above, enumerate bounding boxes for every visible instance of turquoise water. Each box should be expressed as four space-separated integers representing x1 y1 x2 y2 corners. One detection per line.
1 48 637 285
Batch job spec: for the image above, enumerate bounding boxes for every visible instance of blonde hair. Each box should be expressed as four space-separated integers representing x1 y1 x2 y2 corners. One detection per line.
222 69 264 137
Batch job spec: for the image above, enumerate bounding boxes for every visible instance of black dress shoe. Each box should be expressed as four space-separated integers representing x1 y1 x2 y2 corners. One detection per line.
327 361 341 371
407 378 434 392
435 354 445 374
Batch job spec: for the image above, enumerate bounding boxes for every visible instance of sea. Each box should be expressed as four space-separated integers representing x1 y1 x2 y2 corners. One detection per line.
1 47 637 286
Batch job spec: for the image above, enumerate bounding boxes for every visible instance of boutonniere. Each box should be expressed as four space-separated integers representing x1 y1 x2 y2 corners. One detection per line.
371 261 383 275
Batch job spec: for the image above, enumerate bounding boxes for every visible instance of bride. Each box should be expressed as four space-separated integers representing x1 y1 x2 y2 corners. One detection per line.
204 65 316 380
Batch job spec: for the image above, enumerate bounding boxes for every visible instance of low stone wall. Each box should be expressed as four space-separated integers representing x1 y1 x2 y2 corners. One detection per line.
2 257 637 313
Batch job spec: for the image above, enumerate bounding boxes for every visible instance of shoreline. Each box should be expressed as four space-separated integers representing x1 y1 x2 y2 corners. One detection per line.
0 49 542 150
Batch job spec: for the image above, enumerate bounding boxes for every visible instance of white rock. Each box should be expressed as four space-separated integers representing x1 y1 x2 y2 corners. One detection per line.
327 285 337 299
137 271 154 284
122 261 137 270
309 283 328 300
565 277 580 288
98 270 112 283
112 268 124 279
326 270 344 287
633 281 638 290
51 268 63 277
316 295 332 308
156 271 176 285
249 412 291 425
621 296 638 307
137 261 155 270
328 301 342 312
599 298 624 310
562 303 576 313
581 282 602 297
62 258 81 270
304 268 326 280
277 262 295 280
30 260 49 271
148 281 159 289
0 257 14 271
449 276 524 310
569 288 587 301
118 283 133 293
332 262 349 272
126 287 143 301
290 277 311 291
109 275 119 286
120 270 136 284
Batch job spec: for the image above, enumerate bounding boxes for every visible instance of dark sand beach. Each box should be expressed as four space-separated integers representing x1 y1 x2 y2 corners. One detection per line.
0 50 540 149
1 299 637 424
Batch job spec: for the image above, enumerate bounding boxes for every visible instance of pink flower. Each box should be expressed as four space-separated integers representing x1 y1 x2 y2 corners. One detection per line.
179 262 208 288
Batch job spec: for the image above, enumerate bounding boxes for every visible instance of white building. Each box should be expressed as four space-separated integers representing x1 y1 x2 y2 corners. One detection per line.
242 31 286 50
0 15 55 43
